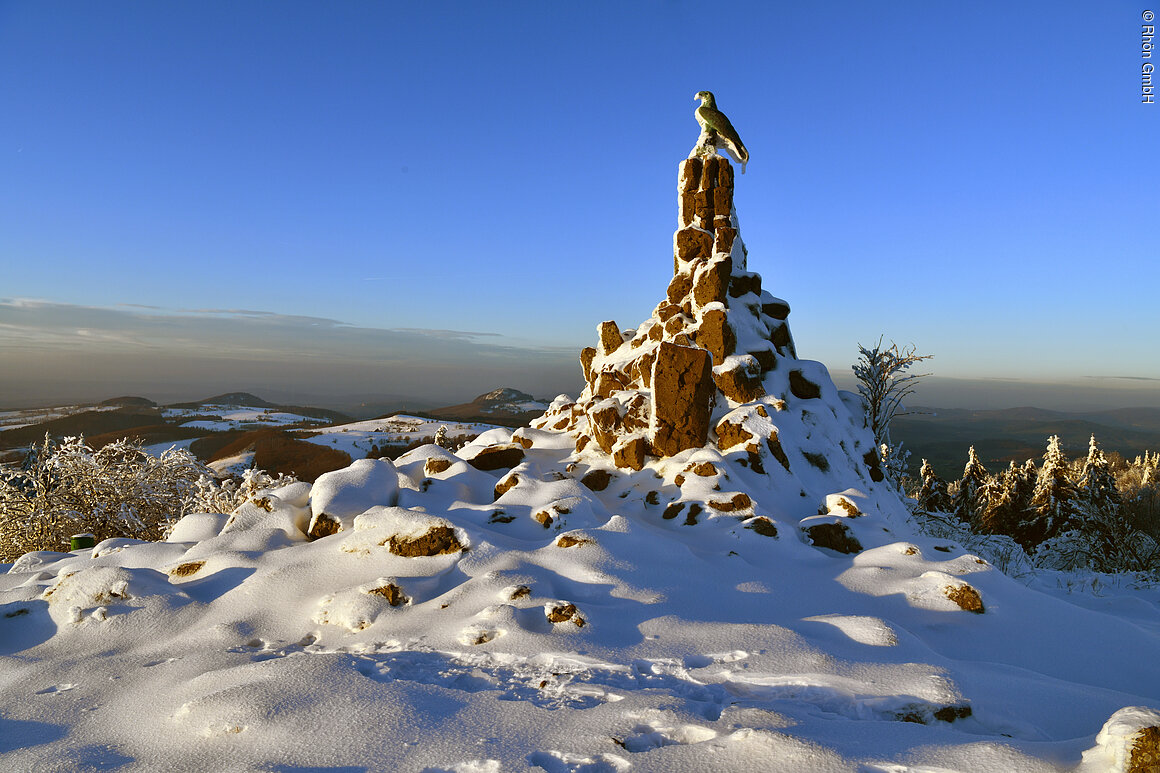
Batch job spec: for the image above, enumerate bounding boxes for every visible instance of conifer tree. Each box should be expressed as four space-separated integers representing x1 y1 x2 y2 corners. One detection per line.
914 458 953 513
952 446 988 524
1022 435 1080 549
981 461 1028 537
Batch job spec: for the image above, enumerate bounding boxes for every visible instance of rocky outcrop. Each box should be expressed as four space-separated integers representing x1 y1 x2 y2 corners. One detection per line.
532 154 881 485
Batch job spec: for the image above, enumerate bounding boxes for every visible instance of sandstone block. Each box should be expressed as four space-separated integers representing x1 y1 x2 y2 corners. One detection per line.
696 308 736 362
613 436 649 471
714 357 765 404
789 369 821 400
715 227 738 257
580 347 597 385
667 272 693 305
728 271 760 297
693 189 714 226
675 227 713 262
712 186 732 215
679 192 697 230
651 342 715 457
594 370 626 399
599 320 622 355
715 418 754 451
680 157 702 192
693 256 732 308
762 299 791 320
581 469 613 491
805 522 863 554
715 158 734 187
467 444 525 471
771 322 792 351
703 156 720 183
749 345 777 372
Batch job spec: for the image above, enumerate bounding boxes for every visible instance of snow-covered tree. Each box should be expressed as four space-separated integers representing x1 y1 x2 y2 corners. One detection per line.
952 446 988 524
979 460 1036 539
1021 435 1081 550
852 338 933 488
914 458 952 513
0 435 211 561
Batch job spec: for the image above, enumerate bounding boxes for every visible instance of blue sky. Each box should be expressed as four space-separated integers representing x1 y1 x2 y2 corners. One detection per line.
1 1 1157 410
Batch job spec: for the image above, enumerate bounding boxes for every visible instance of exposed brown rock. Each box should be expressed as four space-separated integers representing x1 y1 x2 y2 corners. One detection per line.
1129 726 1160 772
366 583 409 607
712 185 733 216
651 342 715 457
716 417 755 451
425 458 452 475
709 493 751 512
599 320 622 355
308 514 342 540
594 371 627 399
493 473 519 500
833 497 863 517
789 369 821 400
169 561 205 578
589 402 622 453
508 585 532 599
613 436 649 471
767 435 791 471
683 503 703 525
546 602 585 627
763 299 791 320
805 522 863 554
715 226 737 256
574 434 591 453
662 502 684 520
696 308 736 362
771 322 792 350
581 469 613 491
745 517 778 537
680 158 702 191
689 462 718 477
675 228 713 261
386 525 465 557
533 510 553 528
556 534 593 548
467 444 525 471
580 347 597 385
693 256 732 307
944 584 985 613
693 189 714 226
728 271 760 297
714 358 765 404
863 450 885 482
656 302 682 322
749 345 777 372
667 272 694 305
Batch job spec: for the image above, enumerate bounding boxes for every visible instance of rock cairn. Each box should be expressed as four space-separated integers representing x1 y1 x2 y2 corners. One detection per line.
534 153 883 482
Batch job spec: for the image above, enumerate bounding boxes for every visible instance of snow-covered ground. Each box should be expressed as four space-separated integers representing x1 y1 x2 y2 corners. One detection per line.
3 418 1158 771
0 404 122 432
162 405 332 432
298 415 498 459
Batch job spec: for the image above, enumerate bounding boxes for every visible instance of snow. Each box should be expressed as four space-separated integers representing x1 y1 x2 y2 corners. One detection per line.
162 405 329 432
4 395 1159 771
299 415 498 459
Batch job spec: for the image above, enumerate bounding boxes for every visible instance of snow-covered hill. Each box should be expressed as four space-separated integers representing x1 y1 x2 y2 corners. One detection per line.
2 151 1158 772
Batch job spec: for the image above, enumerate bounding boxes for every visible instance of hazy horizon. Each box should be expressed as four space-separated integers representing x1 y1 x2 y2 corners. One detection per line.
2 297 1157 416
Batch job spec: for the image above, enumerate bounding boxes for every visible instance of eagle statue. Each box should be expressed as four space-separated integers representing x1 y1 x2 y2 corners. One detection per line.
694 91 748 173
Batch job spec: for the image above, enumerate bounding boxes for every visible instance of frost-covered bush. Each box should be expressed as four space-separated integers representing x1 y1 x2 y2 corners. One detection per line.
189 466 299 516
852 339 933 490
0 436 210 561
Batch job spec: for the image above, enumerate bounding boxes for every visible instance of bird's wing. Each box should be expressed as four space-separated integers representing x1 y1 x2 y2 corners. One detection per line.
697 106 749 168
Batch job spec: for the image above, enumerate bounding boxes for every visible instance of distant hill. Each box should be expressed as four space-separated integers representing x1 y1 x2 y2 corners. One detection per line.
165 392 353 425
428 388 550 427
894 406 1160 479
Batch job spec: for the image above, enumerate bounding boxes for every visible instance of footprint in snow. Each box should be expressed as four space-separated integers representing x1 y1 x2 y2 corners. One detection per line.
36 683 78 695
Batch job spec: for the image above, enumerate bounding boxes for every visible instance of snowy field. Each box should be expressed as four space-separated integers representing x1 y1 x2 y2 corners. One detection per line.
3 418 1158 771
163 405 333 432
298 415 498 459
